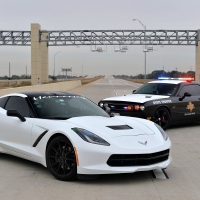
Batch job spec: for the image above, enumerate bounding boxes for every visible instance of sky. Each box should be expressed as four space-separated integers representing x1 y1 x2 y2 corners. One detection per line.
0 0 199 77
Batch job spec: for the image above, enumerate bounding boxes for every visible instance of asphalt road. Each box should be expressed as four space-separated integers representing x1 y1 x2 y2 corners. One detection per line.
1 77 200 200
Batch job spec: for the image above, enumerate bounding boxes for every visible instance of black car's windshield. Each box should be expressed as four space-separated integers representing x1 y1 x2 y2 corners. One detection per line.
29 95 109 119
134 83 178 96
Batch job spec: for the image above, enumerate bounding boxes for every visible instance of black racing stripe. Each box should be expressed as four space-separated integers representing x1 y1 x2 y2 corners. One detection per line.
33 130 48 147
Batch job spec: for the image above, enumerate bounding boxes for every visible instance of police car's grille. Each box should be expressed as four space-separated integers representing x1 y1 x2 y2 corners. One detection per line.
109 104 133 110
106 101 141 112
107 149 169 167
109 104 127 110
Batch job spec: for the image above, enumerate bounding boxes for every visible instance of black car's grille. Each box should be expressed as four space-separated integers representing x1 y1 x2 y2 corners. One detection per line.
109 104 135 111
105 101 142 112
107 149 169 167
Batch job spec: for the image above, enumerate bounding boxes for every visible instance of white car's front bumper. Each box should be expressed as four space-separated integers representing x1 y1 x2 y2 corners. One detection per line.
77 156 172 174
75 137 172 175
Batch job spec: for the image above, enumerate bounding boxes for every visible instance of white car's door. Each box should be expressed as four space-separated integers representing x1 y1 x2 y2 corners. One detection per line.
0 96 33 158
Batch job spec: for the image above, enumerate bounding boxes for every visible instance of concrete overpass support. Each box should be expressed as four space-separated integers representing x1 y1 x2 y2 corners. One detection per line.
196 42 200 81
195 42 200 82
31 23 41 85
196 29 200 82
41 31 49 83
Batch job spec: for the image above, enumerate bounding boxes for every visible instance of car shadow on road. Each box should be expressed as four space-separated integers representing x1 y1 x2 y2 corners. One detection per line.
0 153 156 184
0 153 49 175
77 172 154 185
166 122 200 131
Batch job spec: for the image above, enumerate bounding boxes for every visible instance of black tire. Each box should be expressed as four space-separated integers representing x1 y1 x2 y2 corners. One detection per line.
153 107 171 130
46 136 77 181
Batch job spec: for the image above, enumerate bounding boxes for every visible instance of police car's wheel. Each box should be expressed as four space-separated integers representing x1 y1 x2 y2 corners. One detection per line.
153 107 170 130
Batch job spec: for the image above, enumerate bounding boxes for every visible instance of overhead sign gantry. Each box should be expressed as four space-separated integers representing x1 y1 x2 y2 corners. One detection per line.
0 30 199 46
0 24 199 84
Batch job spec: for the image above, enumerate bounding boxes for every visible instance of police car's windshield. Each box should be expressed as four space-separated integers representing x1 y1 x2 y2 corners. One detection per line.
29 95 109 119
134 83 178 96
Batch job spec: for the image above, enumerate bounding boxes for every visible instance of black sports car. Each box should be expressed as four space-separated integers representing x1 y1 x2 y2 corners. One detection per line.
98 78 200 130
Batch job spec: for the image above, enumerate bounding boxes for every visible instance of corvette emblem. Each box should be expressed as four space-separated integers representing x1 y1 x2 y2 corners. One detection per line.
186 102 195 112
138 141 147 146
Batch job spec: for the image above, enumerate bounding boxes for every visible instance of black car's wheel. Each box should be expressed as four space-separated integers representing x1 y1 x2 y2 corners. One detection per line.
46 136 77 181
153 107 171 130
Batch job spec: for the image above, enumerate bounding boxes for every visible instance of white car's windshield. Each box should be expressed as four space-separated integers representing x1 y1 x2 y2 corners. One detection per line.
134 83 178 96
29 95 109 119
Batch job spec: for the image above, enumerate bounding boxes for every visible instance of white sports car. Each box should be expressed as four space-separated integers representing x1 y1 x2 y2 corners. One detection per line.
0 92 171 181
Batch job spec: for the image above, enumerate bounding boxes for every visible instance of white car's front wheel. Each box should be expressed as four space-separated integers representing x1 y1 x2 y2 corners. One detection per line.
46 136 77 181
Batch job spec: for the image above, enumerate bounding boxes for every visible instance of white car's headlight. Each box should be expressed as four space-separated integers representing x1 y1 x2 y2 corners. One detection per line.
72 128 110 146
154 123 168 141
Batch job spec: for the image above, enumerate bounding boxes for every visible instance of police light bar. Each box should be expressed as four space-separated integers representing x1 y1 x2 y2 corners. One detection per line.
158 77 194 82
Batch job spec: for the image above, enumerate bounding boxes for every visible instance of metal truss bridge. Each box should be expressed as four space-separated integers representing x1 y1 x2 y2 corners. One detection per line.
0 30 199 46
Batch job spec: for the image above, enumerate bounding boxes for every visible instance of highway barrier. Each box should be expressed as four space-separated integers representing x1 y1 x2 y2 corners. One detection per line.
0 80 82 96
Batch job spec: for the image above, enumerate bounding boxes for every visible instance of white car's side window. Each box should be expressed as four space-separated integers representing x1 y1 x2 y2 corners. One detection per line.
5 97 30 117
0 97 9 109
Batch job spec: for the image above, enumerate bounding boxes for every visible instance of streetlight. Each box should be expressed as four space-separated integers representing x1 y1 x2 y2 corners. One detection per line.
26 65 27 79
54 51 60 78
133 19 147 83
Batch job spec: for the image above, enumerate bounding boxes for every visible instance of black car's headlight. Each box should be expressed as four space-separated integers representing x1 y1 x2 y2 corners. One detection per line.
72 128 110 146
99 102 104 107
154 123 168 141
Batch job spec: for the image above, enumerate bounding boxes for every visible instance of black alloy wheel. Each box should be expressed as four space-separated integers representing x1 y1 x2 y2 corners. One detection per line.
46 136 77 181
153 107 171 130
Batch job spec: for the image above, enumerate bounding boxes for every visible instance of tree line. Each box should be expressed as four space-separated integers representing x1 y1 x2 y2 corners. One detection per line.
0 74 31 80
114 70 195 79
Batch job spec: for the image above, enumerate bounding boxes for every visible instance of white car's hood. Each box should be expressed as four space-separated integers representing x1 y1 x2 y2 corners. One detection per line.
103 94 169 103
68 116 155 138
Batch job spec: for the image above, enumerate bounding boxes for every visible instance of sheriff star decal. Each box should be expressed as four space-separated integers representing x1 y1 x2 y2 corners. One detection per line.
186 102 195 112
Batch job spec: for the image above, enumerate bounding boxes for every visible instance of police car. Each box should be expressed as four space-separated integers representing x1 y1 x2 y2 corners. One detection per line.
98 78 200 130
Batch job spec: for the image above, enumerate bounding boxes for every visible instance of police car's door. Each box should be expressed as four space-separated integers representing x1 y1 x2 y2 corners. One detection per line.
175 84 200 123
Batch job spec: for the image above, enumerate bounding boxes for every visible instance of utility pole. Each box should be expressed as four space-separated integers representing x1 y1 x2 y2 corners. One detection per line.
26 65 27 78
82 65 83 77
9 62 10 80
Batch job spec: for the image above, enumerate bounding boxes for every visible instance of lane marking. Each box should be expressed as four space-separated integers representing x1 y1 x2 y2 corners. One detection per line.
109 80 118 95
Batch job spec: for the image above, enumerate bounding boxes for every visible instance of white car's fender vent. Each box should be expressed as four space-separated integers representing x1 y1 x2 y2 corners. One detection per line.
107 149 169 167
106 125 133 130
33 130 48 147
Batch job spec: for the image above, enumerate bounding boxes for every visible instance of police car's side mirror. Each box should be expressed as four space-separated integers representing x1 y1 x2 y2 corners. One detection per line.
184 92 191 97
132 90 136 94
179 92 191 101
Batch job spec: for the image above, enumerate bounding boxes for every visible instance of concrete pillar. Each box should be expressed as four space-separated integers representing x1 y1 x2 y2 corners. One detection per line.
31 23 41 85
195 29 200 82
41 31 49 83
